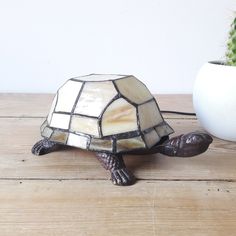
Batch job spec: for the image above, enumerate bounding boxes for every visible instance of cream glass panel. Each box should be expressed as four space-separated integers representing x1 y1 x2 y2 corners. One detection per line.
144 129 160 148
138 100 163 131
55 80 83 112
50 113 70 130
67 133 89 149
115 76 153 104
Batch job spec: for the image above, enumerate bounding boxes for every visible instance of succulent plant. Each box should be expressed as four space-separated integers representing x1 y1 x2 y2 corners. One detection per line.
226 16 236 66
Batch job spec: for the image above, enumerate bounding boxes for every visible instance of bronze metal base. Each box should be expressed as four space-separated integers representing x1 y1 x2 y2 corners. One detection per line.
32 132 213 186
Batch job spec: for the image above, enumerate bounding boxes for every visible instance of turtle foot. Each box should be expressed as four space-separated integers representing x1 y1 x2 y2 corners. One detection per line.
95 152 136 186
160 132 213 157
32 139 60 156
111 168 136 186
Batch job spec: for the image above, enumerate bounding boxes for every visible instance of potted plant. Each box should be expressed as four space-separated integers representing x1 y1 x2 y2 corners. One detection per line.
193 15 236 141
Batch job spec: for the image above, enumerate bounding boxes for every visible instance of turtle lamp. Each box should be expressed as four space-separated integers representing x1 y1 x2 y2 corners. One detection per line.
32 74 212 186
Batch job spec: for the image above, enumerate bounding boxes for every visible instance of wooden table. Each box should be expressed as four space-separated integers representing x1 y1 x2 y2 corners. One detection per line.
0 94 236 236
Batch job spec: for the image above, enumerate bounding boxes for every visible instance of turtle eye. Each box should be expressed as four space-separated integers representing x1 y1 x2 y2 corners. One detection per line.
186 135 198 143
188 135 202 144
186 137 192 144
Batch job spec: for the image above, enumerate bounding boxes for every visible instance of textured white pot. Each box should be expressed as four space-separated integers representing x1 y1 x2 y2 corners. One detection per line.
193 61 236 141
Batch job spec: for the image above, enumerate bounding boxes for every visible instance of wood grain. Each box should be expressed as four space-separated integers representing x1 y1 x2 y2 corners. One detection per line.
0 180 235 236
1 94 236 236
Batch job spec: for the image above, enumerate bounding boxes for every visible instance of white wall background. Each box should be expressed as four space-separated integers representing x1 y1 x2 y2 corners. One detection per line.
0 0 235 94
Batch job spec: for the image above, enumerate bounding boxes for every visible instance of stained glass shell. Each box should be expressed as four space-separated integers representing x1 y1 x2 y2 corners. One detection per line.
41 74 174 153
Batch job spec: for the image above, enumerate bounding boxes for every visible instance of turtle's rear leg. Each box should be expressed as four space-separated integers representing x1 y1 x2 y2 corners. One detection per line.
32 138 61 156
96 152 136 186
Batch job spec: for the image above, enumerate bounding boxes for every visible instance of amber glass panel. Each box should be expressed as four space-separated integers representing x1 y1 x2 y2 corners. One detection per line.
102 98 138 136
50 130 68 143
116 136 145 152
89 138 112 151
70 115 100 137
74 81 117 117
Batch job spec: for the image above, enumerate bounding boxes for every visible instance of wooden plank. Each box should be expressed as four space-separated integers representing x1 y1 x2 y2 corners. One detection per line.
0 93 194 119
0 93 53 117
156 94 195 114
0 94 235 236
1 118 236 180
0 180 235 236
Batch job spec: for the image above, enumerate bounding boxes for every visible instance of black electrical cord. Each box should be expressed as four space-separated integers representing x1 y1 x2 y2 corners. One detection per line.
160 110 196 116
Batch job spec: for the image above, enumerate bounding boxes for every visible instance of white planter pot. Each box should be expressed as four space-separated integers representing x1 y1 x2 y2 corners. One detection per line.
193 61 236 141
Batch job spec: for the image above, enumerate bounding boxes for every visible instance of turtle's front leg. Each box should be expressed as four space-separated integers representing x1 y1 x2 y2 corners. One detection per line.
32 138 62 156
95 152 136 186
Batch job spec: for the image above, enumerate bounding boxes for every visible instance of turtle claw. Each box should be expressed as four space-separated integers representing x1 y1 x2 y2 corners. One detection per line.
32 139 59 156
111 168 136 186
